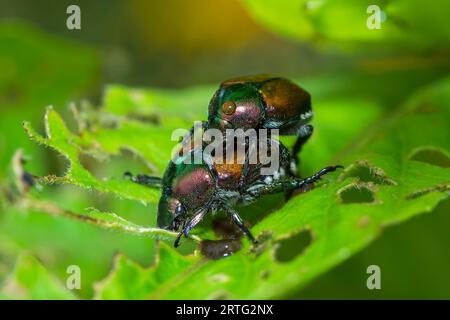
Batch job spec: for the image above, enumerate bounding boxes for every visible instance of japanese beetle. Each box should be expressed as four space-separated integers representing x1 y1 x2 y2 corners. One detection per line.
187 74 314 175
127 139 341 247
208 74 312 133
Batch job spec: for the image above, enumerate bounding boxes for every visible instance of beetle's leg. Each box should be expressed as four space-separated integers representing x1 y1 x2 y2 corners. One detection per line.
290 124 314 176
124 172 162 187
225 207 257 244
174 209 208 247
170 210 187 231
247 165 342 199
239 137 287 192
285 124 313 200
174 228 184 248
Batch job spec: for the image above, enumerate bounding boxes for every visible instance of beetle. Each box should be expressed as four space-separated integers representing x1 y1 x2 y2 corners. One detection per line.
185 74 314 176
126 138 341 247
124 75 342 247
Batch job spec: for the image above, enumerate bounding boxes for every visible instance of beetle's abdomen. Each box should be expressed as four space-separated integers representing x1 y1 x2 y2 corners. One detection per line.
259 78 312 127
172 166 215 211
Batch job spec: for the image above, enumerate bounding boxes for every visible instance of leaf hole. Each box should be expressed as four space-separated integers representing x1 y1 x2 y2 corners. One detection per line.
260 270 271 279
338 184 376 204
409 147 450 168
342 161 395 185
274 229 313 263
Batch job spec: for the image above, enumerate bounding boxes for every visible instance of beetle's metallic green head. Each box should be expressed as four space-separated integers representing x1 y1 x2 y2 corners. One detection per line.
208 74 312 133
208 80 264 131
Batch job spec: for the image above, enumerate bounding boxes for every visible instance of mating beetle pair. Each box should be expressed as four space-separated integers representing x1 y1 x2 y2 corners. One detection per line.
126 75 341 247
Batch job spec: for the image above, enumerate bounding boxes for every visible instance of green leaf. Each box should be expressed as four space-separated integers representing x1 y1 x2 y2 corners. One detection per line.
0 253 76 300
0 21 98 177
241 0 450 49
19 107 183 242
95 242 200 299
95 77 450 299
15 198 189 242
21 70 449 298
103 84 208 127
23 107 160 203
80 115 176 173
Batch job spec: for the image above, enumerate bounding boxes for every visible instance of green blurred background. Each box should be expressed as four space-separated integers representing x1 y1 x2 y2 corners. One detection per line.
0 0 449 299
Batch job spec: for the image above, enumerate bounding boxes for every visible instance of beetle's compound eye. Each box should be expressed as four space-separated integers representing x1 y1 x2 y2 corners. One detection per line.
221 101 236 115
168 198 185 217
175 202 186 217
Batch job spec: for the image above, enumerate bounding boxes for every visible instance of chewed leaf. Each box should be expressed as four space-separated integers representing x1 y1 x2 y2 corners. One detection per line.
19 105 202 243
23 107 160 203
95 242 200 299
409 147 450 168
96 77 450 299
81 119 175 173
103 85 209 127
16 198 192 242
21 73 450 299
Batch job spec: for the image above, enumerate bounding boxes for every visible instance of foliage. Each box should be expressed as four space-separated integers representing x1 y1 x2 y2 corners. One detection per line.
0 254 75 300
1 3 449 299
3 74 449 299
242 0 450 50
95 77 450 299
